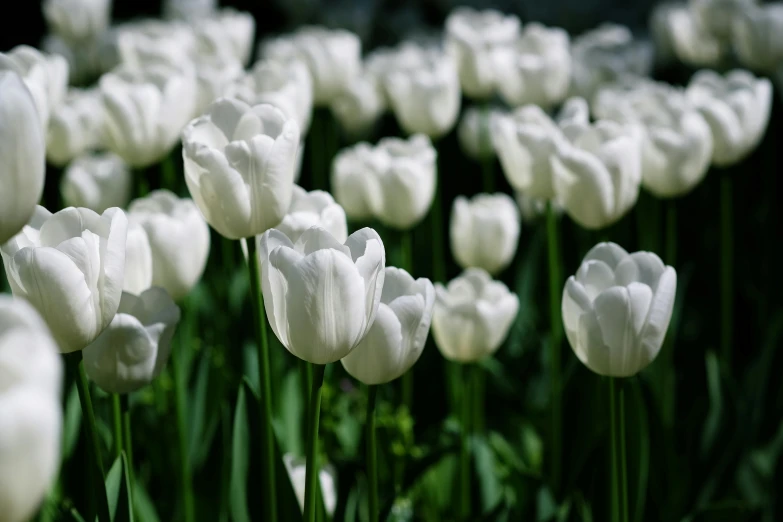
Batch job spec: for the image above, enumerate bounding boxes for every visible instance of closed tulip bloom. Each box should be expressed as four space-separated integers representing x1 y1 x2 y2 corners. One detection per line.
651 3 728 68
691 0 758 41
258 227 385 365
515 191 562 223
494 23 572 110
553 99 642 230
113 19 196 72
331 70 386 138
129 190 210 301
196 9 256 67
444 7 520 99
732 3 783 72
47 88 105 167
341 267 434 385
562 242 677 377
283 454 337 517
0 71 46 245
262 26 361 106
0 297 63 522
61 152 130 213
274 185 348 244
458 106 501 160
686 69 771 167
183 98 301 239
43 0 111 43
330 145 376 222
450 193 520 275
83 288 180 394
1 206 128 353
101 65 197 168
491 105 564 199
123 223 153 296
432 268 519 363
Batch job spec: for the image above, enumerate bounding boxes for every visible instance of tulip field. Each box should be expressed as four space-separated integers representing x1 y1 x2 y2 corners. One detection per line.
2 0 783 521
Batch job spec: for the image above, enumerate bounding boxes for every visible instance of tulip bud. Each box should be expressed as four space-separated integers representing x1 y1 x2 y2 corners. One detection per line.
273 185 348 244
0 296 63 522
432 268 519 363
686 69 771 167
0 71 46 245
258 227 385 364
101 65 197 168
283 454 337 517
562 242 677 377
341 267 434 385
124 223 153 296
43 0 111 43
450 193 520 275
83 288 181 394
331 70 386 138
129 190 211 301
1 206 128 353
444 7 521 99
183 98 301 240
61 152 131 213
650 3 728 68
732 3 783 73
329 144 376 222
47 88 105 167
458 106 500 160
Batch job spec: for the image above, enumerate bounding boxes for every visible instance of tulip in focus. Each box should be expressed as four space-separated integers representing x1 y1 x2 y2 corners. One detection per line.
283 453 337 517
43 0 111 43
61 153 130 213
124 222 153 296
342 267 434 385
273 185 348 244
562 242 677 377
432 268 519 363
0 296 63 522
0 71 46 245
129 190 211 301
1 206 128 353
83 287 181 394
450 193 520 276
257 227 385 365
182 98 301 240
47 88 105 167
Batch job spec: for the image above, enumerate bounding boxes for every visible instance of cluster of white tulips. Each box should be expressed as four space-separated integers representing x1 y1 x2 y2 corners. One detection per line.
0 0 775 520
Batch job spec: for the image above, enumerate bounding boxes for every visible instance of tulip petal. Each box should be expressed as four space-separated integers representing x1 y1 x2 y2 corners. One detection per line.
341 303 403 385
615 252 666 290
640 266 677 359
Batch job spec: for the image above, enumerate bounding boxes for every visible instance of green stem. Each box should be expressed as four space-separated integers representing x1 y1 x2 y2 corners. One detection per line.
70 354 111 522
366 385 379 522
112 394 123 459
480 105 494 193
170 343 195 522
161 154 177 192
546 201 562 491
300 358 312 448
431 176 445 283
310 111 326 191
304 363 326 522
245 238 277 522
720 173 733 365
121 394 135 508
472 365 485 434
609 378 629 522
460 364 472 520
665 201 677 266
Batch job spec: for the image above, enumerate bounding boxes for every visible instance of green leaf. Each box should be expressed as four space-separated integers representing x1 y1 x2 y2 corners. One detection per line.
230 385 251 522
700 351 723 457
62 383 82 460
473 436 503 512
105 452 133 522
187 350 211 465
133 480 161 522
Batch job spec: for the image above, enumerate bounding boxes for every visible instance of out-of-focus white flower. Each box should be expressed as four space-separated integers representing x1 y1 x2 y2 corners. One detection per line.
261 26 361 106
123 222 153 295
732 3 783 73
0 71 46 245
444 7 520 99
562 242 677 377
331 69 386 138
0 46 69 128
42 34 103 87
691 0 759 41
494 23 572 110
43 0 111 43
283 454 337 517
0 296 63 522
686 69 772 167
111 19 196 72
100 65 197 168
432 268 519 363
164 0 217 21
515 192 562 223
46 88 104 166
182 98 301 240
450 193 520 275
651 3 728 67
61 152 130 213
273 185 347 244
458 106 501 160
192 8 256 67
1 206 128 353
569 24 653 101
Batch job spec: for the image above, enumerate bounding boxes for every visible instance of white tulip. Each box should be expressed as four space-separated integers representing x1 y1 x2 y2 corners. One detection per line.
113 19 196 72
0 296 63 522
195 9 256 67
83 288 180 394
384 44 461 139
494 23 572 109
101 65 197 168
457 106 501 160
552 98 642 230
43 0 111 43
1 206 128 353
0 71 46 245
562 242 677 377
444 7 520 99
283 454 337 517
61 152 131 213
450 193 520 275
128 190 210 301
273 185 348 244
47 88 105 167
258 227 385 365
515 192 562 223
261 26 361 106
686 69 771 167
332 134 437 229
164 0 217 21
432 268 519 363
42 34 103 87
691 0 759 41
342 267 434 385
187 41 244 117
731 3 783 72
331 70 386 138
651 3 728 68
491 105 564 199
182 98 301 240
0 46 69 128
123 223 153 296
